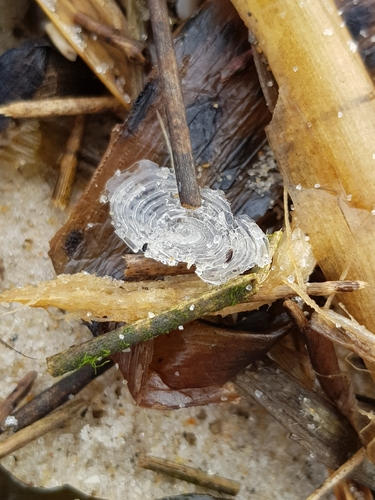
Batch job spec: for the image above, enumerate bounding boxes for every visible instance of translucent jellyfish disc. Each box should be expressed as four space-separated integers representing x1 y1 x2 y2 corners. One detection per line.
106 160 270 285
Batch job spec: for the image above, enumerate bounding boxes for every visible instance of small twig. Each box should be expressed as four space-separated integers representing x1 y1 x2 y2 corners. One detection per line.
148 0 201 209
57 117 85 186
46 270 260 376
305 447 367 500
53 115 86 209
0 399 86 459
74 12 146 65
138 455 240 496
124 254 194 279
219 280 366 316
0 96 124 118
10 364 111 432
0 371 37 426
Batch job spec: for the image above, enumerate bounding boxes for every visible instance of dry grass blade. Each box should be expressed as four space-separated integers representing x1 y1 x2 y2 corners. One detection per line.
35 0 136 105
230 0 375 371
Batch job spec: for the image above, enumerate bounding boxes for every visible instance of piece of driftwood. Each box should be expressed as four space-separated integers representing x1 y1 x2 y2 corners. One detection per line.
0 371 37 427
138 455 240 496
0 399 86 459
235 361 375 489
148 0 201 209
306 447 367 500
49 0 272 277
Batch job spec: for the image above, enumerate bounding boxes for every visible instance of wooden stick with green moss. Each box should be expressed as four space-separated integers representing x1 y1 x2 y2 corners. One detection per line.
47 233 281 377
47 271 259 377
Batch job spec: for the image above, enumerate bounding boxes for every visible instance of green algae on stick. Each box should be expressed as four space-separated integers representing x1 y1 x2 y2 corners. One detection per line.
46 271 260 377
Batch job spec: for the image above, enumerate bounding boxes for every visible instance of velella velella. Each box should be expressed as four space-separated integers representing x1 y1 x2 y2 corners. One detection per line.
106 160 270 285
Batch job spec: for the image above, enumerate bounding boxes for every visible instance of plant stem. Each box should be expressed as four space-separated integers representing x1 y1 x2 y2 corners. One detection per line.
147 0 201 209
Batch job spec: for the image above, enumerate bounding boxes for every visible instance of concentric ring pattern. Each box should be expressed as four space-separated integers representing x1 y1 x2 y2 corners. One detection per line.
106 160 270 285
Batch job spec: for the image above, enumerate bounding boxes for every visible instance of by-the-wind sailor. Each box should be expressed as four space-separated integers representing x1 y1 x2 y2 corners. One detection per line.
106 160 270 285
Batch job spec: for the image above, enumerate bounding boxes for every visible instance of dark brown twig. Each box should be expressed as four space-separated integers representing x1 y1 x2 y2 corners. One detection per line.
124 254 195 279
0 371 37 426
138 455 240 496
9 364 111 432
74 12 146 65
148 0 201 209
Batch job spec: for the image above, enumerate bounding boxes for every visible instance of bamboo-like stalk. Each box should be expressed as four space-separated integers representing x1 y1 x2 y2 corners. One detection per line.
230 0 375 359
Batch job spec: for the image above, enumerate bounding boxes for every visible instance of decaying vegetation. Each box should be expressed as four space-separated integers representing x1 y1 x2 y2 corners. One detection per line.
2 0 375 498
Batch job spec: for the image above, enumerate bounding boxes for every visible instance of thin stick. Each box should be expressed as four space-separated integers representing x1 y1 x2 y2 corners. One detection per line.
74 12 145 65
10 364 111 432
124 254 194 279
0 399 86 459
218 280 366 316
0 371 37 426
53 115 86 209
0 96 124 118
46 270 259 376
138 455 240 496
305 447 367 500
147 0 201 209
